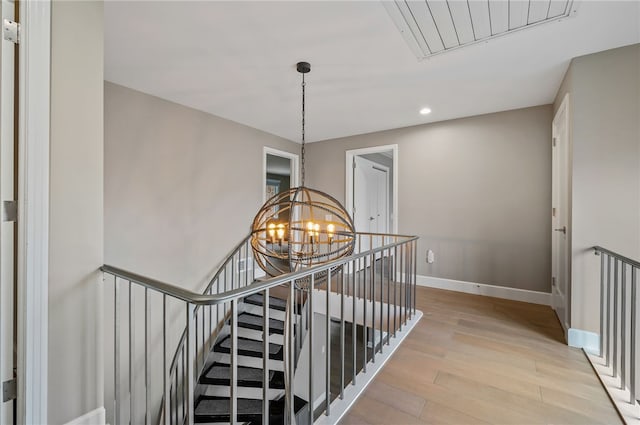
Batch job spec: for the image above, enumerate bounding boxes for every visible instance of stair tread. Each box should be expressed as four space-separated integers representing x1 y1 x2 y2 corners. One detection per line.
215 336 283 360
201 363 285 389
195 397 263 416
237 312 285 334
194 396 308 423
204 364 274 382
244 294 287 311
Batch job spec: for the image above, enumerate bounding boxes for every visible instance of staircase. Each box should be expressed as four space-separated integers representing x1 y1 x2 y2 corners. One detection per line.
101 233 420 425
194 293 308 424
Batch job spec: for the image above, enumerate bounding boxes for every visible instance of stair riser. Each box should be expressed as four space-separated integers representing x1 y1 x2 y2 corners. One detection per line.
212 305 292 342
243 293 289 312
243 304 288 322
236 327 285 345
236 315 298 339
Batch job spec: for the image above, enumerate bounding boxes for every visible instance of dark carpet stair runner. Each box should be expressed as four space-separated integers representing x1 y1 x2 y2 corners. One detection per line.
194 294 308 424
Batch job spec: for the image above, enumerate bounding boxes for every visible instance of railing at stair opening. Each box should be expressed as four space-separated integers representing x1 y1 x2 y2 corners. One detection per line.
594 246 639 413
102 232 418 425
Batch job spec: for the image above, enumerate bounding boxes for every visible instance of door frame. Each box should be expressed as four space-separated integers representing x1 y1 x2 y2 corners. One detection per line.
0 1 16 423
551 93 571 337
345 144 398 234
262 147 299 203
16 1 51 423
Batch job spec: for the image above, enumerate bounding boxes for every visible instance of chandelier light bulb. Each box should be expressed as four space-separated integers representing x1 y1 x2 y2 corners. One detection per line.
268 223 276 243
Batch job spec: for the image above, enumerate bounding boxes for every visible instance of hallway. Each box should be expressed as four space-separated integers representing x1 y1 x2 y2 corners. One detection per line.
340 287 620 424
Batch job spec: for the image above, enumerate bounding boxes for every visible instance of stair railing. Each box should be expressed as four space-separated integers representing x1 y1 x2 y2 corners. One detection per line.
593 246 640 416
102 232 418 425
103 233 260 425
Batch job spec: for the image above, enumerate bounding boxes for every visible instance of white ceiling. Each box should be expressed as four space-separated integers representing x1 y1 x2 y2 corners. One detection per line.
105 1 640 143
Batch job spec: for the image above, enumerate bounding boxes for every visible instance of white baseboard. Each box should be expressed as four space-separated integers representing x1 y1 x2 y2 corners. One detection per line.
415 275 552 306
568 328 600 354
64 407 105 425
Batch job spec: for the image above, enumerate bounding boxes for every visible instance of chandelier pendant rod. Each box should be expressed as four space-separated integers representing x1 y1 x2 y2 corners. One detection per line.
301 72 306 186
297 61 310 187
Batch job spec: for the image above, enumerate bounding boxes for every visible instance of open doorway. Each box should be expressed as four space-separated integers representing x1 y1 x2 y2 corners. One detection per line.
345 145 398 235
260 147 299 278
262 147 299 203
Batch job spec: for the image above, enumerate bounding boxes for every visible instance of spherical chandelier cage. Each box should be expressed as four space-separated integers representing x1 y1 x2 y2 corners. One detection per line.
251 60 354 288
250 186 355 284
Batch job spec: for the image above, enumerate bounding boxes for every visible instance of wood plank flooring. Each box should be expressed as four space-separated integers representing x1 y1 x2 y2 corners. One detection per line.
339 287 621 425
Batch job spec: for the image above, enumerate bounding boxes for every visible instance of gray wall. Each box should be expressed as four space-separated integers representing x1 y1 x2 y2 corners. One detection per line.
554 44 640 333
306 106 553 292
105 82 299 289
104 82 300 423
49 1 104 423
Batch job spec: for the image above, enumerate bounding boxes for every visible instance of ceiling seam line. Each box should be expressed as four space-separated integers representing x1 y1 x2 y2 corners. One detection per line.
404 0 434 54
425 0 447 50
394 0 432 55
445 0 461 46
466 0 477 41
527 0 531 25
546 0 552 20
487 0 493 36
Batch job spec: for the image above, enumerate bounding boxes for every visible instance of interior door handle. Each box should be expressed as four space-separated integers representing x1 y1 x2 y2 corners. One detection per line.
554 226 567 234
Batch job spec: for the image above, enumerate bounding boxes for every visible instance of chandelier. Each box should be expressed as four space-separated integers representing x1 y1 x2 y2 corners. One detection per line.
250 62 355 278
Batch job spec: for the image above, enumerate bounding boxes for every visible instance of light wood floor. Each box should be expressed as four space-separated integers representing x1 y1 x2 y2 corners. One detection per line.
339 287 621 425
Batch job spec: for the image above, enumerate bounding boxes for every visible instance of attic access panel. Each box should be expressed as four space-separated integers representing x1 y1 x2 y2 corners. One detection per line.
383 0 577 59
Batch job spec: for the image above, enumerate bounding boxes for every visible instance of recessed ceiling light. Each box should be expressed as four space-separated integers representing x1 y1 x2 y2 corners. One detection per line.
420 107 431 115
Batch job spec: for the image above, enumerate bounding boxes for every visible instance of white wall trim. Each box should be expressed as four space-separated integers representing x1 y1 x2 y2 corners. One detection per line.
63 407 106 425
416 275 552 306
17 1 50 424
345 144 399 234
263 146 299 202
551 91 572 332
568 328 599 354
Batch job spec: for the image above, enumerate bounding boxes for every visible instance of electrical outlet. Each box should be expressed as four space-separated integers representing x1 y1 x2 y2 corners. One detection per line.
426 249 435 264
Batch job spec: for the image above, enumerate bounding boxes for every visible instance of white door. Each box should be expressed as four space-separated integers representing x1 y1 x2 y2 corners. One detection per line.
0 0 16 422
353 156 389 253
552 94 570 335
